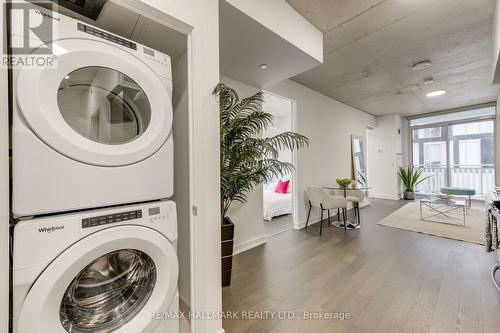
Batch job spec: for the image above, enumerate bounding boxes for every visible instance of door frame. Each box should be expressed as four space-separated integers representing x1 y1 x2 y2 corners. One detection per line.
262 90 299 229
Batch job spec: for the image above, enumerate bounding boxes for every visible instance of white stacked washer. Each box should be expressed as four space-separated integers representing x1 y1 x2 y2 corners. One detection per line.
13 201 179 333
10 2 180 332
11 0 174 217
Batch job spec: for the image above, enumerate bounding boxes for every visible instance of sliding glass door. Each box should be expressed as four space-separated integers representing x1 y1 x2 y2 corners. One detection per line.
410 109 495 197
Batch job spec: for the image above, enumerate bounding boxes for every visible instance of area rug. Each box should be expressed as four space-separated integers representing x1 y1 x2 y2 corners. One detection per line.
377 202 485 245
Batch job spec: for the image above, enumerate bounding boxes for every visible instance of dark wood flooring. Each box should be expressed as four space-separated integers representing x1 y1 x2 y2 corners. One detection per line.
222 199 500 333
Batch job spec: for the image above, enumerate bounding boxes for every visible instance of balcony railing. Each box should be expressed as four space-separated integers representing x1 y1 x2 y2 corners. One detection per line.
413 164 495 196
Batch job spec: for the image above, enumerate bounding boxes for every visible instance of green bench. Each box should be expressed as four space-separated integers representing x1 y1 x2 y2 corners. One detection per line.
440 187 476 208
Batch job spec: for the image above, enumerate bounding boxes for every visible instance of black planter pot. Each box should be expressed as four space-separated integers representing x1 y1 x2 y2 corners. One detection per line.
404 190 416 200
221 217 235 287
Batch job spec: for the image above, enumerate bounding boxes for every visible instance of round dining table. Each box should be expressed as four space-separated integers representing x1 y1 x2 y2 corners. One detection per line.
321 185 371 230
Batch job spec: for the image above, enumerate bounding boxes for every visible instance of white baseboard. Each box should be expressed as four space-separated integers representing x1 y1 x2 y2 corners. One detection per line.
295 213 321 230
233 235 267 255
369 195 401 201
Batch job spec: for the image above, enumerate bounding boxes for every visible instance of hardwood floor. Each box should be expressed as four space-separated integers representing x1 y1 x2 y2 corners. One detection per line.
222 199 500 333
264 214 293 237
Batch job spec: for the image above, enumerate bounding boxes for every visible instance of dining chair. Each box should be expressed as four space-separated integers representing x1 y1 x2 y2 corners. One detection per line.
345 189 365 225
305 186 348 234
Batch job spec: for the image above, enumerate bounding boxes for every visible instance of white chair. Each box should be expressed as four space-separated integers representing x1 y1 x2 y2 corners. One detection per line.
346 189 365 225
305 186 348 234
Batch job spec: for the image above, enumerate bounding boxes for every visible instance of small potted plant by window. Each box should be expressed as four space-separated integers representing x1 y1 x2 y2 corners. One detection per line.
397 166 431 200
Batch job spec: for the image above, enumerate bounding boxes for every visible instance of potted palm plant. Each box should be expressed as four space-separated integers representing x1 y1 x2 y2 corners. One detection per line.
397 166 431 200
213 83 309 287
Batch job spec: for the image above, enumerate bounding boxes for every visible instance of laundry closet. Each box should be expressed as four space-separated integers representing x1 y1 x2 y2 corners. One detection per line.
3 1 194 332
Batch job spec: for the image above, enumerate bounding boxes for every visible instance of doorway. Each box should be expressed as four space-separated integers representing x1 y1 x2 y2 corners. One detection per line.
261 92 296 237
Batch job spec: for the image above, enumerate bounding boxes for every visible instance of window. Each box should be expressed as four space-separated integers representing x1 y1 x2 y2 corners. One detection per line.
458 139 481 166
417 127 441 139
423 142 446 166
409 106 495 196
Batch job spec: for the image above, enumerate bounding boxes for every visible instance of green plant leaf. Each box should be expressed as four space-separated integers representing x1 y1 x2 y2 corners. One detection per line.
398 166 432 191
214 83 310 220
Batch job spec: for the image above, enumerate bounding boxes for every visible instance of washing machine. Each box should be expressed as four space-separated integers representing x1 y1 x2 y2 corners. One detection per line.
12 200 179 333
11 1 174 217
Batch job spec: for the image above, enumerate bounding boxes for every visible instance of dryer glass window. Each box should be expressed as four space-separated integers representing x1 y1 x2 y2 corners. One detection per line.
60 249 156 332
57 67 151 144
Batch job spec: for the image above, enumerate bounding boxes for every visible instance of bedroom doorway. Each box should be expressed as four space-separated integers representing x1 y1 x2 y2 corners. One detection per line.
262 92 296 237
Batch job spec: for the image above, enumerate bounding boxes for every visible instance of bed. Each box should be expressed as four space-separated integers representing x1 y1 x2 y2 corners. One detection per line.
263 189 293 221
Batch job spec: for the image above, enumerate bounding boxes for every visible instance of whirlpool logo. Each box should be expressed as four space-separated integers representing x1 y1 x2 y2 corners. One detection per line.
38 225 64 233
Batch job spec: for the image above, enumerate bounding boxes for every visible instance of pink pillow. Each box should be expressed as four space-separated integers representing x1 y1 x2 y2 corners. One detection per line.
275 180 290 193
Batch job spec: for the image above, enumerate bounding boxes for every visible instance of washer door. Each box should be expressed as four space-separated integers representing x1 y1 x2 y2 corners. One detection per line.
17 39 172 167
17 226 178 333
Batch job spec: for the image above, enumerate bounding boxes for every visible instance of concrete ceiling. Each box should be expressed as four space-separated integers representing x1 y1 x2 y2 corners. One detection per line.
286 0 500 116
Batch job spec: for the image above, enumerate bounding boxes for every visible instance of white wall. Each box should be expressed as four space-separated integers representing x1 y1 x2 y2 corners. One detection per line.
0 0 9 331
401 117 410 167
225 0 323 63
262 107 293 165
172 52 190 307
267 80 376 227
367 114 404 200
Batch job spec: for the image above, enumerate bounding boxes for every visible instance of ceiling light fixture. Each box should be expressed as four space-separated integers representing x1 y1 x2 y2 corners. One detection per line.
426 90 446 97
412 60 432 71
259 64 269 70
423 77 434 84
397 85 420 94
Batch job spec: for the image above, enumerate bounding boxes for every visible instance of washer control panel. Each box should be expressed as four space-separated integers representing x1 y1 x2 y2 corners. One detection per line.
82 209 142 229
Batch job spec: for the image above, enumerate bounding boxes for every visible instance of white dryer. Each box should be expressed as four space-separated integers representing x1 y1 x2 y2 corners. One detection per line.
13 201 179 333
11 2 174 217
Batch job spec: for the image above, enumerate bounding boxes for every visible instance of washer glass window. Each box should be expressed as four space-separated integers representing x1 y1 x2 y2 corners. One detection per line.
60 249 156 332
57 67 151 145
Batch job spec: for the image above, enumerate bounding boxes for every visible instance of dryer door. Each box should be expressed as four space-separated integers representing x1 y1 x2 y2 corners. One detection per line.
17 226 178 333
16 39 172 167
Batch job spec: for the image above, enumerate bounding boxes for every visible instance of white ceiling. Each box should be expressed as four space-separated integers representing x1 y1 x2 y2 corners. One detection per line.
285 0 500 116
219 0 321 88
